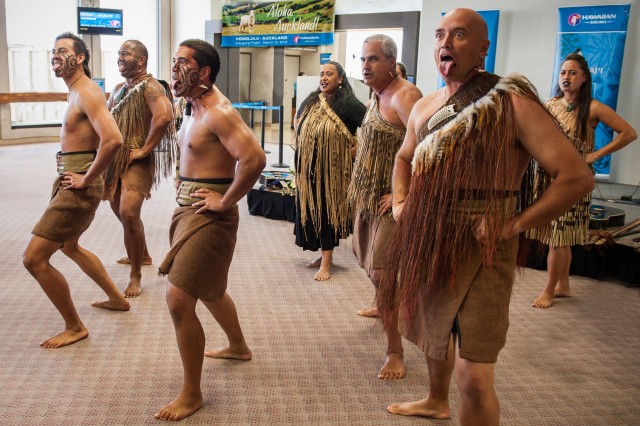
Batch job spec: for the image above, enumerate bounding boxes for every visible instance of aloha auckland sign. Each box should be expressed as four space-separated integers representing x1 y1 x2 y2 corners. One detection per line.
222 0 335 47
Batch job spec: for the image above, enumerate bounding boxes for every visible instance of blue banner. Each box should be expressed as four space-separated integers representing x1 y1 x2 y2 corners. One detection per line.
320 53 331 64
552 4 631 177
438 10 500 89
223 33 333 48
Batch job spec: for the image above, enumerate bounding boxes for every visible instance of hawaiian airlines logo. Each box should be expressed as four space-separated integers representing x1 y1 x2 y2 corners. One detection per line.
568 13 581 26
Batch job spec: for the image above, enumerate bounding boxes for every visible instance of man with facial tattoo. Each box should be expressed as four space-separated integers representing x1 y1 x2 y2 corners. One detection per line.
105 40 175 298
23 32 130 349
155 39 265 421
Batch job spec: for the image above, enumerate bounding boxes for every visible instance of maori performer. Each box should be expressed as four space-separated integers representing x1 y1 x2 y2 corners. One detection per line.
155 39 265 421
528 52 636 308
347 34 422 380
105 40 176 298
23 32 130 349
396 62 408 80
379 9 594 424
294 61 366 281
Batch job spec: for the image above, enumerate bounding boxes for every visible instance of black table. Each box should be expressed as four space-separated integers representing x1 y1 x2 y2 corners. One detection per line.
247 188 296 222
524 238 640 288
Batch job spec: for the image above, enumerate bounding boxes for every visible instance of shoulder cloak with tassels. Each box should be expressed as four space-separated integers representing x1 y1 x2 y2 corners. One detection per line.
347 93 406 219
295 94 357 239
103 74 177 201
525 96 594 247
380 72 541 322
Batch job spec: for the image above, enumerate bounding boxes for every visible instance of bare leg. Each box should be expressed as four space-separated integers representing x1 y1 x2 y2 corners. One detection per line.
116 255 152 265
533 245 571 308
305 257 322 267
454 346 499 426
357 307 379 317
314 249 332 281
387 336 453 419
117 188 147 298
202 293 252 360
358 268 384 317
60 241 130 311
155 283 205 421
23 236 89 348
554 246 572 297
110 194 152 266
378 309 405 380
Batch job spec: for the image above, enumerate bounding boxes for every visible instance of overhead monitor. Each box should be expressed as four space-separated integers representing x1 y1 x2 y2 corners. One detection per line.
77 7 123 36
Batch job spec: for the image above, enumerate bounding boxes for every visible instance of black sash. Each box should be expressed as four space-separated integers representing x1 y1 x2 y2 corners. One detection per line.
419 72 501 141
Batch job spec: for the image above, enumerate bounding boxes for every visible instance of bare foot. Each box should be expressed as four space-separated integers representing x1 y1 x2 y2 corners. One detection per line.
40 327 89 349
357 307 380 317
123 279 142 298
205 345 252 360
155 392 203 421
116 256 152 265
305 257 322 267
554 284 572 298
378 353 406 380
387 398 451 419
91 298 131 311
532 290 554 308
314 265 331 281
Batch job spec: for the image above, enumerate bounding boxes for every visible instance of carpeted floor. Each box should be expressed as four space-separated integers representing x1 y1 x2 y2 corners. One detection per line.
0 139 638 425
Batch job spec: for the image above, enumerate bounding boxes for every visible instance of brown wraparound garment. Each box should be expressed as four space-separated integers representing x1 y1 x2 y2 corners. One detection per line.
159 179 238 302
32 151 102 244
399 198 519 363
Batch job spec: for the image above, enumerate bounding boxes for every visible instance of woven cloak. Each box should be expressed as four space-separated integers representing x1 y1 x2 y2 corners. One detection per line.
295 94 357 238
526 97 593 246
347 94 406 219
104 74 177 201
380 72 541 322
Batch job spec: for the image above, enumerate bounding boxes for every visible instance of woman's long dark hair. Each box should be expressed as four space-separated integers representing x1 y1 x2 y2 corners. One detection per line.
554 52 592 141
301 61 355 118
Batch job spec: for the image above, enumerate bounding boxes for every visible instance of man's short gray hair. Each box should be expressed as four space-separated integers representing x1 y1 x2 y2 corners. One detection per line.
363 34 397 59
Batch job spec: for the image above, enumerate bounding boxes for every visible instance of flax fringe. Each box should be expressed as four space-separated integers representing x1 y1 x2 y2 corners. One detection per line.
103 75 177 201
379 73 541 326
296 94 356 239
525 97 594 247
347 95 406 218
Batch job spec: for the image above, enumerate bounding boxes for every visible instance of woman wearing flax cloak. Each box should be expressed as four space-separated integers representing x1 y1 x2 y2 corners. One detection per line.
528 53 636 308
294 61 367 281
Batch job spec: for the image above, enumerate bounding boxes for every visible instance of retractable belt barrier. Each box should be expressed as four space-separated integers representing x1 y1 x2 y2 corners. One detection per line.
232 102 288 168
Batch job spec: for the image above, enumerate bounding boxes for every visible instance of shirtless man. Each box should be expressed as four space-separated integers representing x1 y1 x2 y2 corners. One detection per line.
155 39 266 421
347 34 422 380
23 32 130 349
106 40 174 298
380 9 594 424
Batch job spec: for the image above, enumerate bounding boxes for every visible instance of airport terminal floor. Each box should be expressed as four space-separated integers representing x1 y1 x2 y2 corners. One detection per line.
0 128 639 425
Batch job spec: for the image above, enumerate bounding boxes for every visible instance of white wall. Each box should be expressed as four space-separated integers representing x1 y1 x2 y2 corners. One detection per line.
418 0 640 185
250 47 274 106
171 0 212 49
335 0 420 14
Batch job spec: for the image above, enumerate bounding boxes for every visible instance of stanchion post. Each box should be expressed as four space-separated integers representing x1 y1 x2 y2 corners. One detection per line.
270 104 288 168
260 108 270 154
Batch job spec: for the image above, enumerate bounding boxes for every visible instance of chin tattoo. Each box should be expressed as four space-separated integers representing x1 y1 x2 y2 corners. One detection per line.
52 53 77 78
173 65 200 97
119 60 137 74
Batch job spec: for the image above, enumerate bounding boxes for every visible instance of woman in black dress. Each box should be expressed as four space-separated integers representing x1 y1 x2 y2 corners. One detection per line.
294 61 366 280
